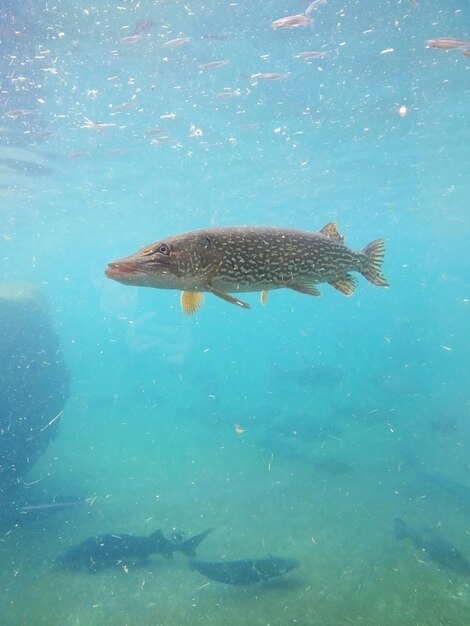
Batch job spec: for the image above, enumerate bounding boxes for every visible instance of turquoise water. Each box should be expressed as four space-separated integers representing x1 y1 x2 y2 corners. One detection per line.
1 1 469 624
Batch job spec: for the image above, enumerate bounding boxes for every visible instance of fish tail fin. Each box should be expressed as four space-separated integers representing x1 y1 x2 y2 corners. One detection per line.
361 239 389 287
179 528 213 557
393 517 408 540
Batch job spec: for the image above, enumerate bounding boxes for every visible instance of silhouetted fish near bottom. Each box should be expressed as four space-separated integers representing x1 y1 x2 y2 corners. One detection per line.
400 447 470 510
394 517 470 577
191 556 299 585
59 528 212 573
313 456 352 475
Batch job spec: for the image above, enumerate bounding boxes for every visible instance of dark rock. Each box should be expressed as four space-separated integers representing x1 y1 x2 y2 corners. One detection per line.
0 284 69 499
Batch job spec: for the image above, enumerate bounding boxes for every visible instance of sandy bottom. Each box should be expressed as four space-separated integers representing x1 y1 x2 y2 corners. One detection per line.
1 395 469 626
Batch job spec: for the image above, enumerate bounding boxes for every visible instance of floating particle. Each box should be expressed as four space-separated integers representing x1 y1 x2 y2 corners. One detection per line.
189 124 203 138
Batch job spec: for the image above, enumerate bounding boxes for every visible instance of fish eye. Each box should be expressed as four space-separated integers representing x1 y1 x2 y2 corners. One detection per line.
157 243 170 255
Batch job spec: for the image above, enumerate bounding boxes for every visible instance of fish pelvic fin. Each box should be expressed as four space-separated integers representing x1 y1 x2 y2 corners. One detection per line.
181 291 204 315
393 517 408 541
207 285 251 309
361 239 389 288
329 274 358 296
178 528 213 558
320 222 344 243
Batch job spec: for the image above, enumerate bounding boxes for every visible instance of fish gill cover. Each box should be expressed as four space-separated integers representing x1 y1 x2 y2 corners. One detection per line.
0 1 469 625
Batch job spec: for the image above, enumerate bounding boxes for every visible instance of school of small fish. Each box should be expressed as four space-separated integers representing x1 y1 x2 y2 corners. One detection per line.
71 0 467 150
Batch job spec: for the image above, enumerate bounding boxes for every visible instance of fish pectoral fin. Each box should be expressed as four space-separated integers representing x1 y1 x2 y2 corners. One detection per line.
206 285 251 309
286 278 321 297
320 222 344 242
180 291 204 315
328 274 358 296
260 290 268 305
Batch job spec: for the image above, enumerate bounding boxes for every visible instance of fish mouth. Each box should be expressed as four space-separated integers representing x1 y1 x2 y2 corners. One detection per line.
105 257 172 287
105 257 170 277
105 261 142 277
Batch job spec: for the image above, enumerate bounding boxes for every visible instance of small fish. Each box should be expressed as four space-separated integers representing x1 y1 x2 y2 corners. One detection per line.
294 51 327 60
162 37 191 48
0 497 86 528
271 15 311 30
191 556 299 585
112 101 134 111
80 117 116 130
144 128 166 135
4 109 34 119
59 528 212 572
198 60 228 70
216 88 241 99
105 223 388 315
394 518 470 577
426 38 470 50
151 136 174 144
133 20 158 36
305 0 327 15
202 34 231 41
20 497 85 514
251 72 290 80
120 34 143 45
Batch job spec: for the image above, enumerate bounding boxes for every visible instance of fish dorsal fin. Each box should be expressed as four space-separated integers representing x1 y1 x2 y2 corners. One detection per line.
180 291 204 315
329 274 358 296
260 290 268 305
320 222 344 243
287 277 321 297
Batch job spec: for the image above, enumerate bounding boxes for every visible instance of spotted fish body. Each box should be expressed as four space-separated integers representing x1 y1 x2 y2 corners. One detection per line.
105 223 388 314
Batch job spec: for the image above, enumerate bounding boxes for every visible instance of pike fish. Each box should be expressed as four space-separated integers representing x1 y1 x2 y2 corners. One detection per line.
105 223 388 315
